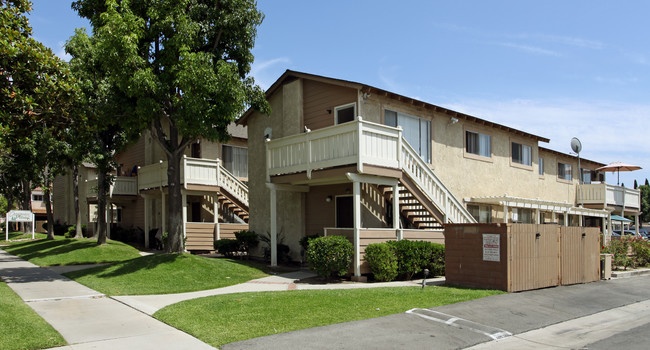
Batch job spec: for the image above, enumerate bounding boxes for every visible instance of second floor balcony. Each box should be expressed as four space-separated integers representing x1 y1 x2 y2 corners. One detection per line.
580 183 640 211
86 176 138 198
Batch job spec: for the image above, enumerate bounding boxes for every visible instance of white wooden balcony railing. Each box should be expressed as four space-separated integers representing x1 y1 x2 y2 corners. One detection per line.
137 157 248 206
265 118 475 224
86 176 138 198
580 183 641 210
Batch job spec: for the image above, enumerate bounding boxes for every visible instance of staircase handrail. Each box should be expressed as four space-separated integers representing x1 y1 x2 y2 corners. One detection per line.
217 161 249 209
400 140 476 223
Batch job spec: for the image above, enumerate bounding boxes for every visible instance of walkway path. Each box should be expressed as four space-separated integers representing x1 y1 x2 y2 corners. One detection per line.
0 249 214 350
114 270 444 315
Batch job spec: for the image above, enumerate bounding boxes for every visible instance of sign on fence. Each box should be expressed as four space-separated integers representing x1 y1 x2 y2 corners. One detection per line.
5 210 35 241
482 233 500 262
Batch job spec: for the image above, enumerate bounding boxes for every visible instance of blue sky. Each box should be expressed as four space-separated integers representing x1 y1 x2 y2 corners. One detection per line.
28 1 649 187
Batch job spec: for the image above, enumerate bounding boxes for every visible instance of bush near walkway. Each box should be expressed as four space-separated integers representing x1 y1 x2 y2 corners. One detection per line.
602 237 650 270
306 235 353 279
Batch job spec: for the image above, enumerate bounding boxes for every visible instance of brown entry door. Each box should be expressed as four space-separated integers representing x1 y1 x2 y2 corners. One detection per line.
336 196 353 228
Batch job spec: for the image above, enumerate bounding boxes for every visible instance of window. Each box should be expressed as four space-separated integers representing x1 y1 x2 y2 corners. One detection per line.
385 109 431 162
465 130 491 158
468 205 492 223
558 162 572 181
335 103 356 124
512 208 533 223
538 157 544 175
222 145 248 178
511 142 532 166
31 194 44 202
580 169 592 184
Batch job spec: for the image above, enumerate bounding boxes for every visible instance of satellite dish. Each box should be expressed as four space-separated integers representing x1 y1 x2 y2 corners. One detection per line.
570 137 582 154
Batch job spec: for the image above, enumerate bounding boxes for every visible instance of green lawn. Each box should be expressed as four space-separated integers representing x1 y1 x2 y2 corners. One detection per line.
65 253 268 295
154 286 504 348
0 281 66 350
3 236 141 266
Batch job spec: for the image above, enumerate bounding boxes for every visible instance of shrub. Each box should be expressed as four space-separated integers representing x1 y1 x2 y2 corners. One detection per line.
234 230 259 257
306 236 353 279
631 239 650 267
258 231 291 263
603 238 634 270
364 243 398 282
214 239 239 257
387 240 445 280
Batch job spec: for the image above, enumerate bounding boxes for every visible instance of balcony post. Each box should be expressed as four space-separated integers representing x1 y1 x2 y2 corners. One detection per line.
393 182 401 240
182 190 187 247
353 180 361 277
144 195 150 248
357 117 364 174
607 213 613 244
270 185 278 266
635 215 640 237
214 193 220 240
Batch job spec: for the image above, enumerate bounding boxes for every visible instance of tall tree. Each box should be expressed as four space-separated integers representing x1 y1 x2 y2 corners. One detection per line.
640 184 650 224
1 0 78 237
73 0 270 252
65 28 138 245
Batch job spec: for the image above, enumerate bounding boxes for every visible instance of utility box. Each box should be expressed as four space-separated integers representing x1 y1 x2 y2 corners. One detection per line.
445 224 600 292
600 254 612 280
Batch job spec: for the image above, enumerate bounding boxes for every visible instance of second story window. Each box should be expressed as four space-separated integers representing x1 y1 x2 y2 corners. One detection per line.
511 142 532 166
558 162 572 181
539 157 544 175
385 109 431 163
335 103 356 124
465 130 491 158
581 169 592 184
32 194 44 201
223 145 248 179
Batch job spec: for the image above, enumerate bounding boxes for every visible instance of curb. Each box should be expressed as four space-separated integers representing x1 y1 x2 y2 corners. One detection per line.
611 268 650 279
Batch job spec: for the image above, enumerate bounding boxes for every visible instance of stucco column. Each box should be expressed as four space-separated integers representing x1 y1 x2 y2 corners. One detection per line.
503 204 509 224
602 216 607 245
535 209 541 224
270 186 278 266
353 181 361 277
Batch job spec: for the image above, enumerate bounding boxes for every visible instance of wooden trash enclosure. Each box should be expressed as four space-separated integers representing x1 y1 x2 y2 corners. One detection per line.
445 224 600 292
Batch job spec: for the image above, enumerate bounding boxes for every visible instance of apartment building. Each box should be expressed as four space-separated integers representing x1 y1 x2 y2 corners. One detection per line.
239 70 641 276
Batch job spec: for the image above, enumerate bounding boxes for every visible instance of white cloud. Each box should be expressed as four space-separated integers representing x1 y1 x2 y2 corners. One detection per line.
497 42 562 57
250 57 291 89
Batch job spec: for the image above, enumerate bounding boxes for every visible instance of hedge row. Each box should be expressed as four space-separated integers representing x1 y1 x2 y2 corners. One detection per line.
365 240 444 281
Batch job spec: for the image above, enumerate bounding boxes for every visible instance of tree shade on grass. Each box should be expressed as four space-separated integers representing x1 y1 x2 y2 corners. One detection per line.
154 286 504 348
3 237 141 266
1 232 48 244
0 281 66 350
65 253 268 295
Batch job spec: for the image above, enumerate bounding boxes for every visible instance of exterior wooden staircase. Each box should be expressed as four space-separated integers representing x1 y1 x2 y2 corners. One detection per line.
217 164 249 223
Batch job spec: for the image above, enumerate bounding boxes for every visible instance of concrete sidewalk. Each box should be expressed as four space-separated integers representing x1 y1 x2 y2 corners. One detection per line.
0 249 214 350
114 270 445 315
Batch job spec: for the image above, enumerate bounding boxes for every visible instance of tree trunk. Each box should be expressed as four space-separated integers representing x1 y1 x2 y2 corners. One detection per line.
96 169 108 245
21 179 31 233
43 166 55 240
166 152 184 253
72 164 84 238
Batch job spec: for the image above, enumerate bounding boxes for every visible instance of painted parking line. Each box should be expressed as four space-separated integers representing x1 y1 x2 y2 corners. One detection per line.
406 308 512 340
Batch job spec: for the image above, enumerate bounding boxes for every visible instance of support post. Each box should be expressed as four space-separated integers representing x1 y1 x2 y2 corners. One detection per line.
393 182 400 240
270 186 277 266
635 214 640 237
182 190 187 248
503 204 509 224
214 194 220 241
161 192 167 235
353 181 361 277
144 196 150 248
607 213 613 244
106 202 111 239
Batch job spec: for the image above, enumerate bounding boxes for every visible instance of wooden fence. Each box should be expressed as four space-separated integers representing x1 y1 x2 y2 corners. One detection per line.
445 223 600 292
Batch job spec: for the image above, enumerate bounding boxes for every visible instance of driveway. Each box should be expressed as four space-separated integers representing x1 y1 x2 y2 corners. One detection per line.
224 275 650 349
